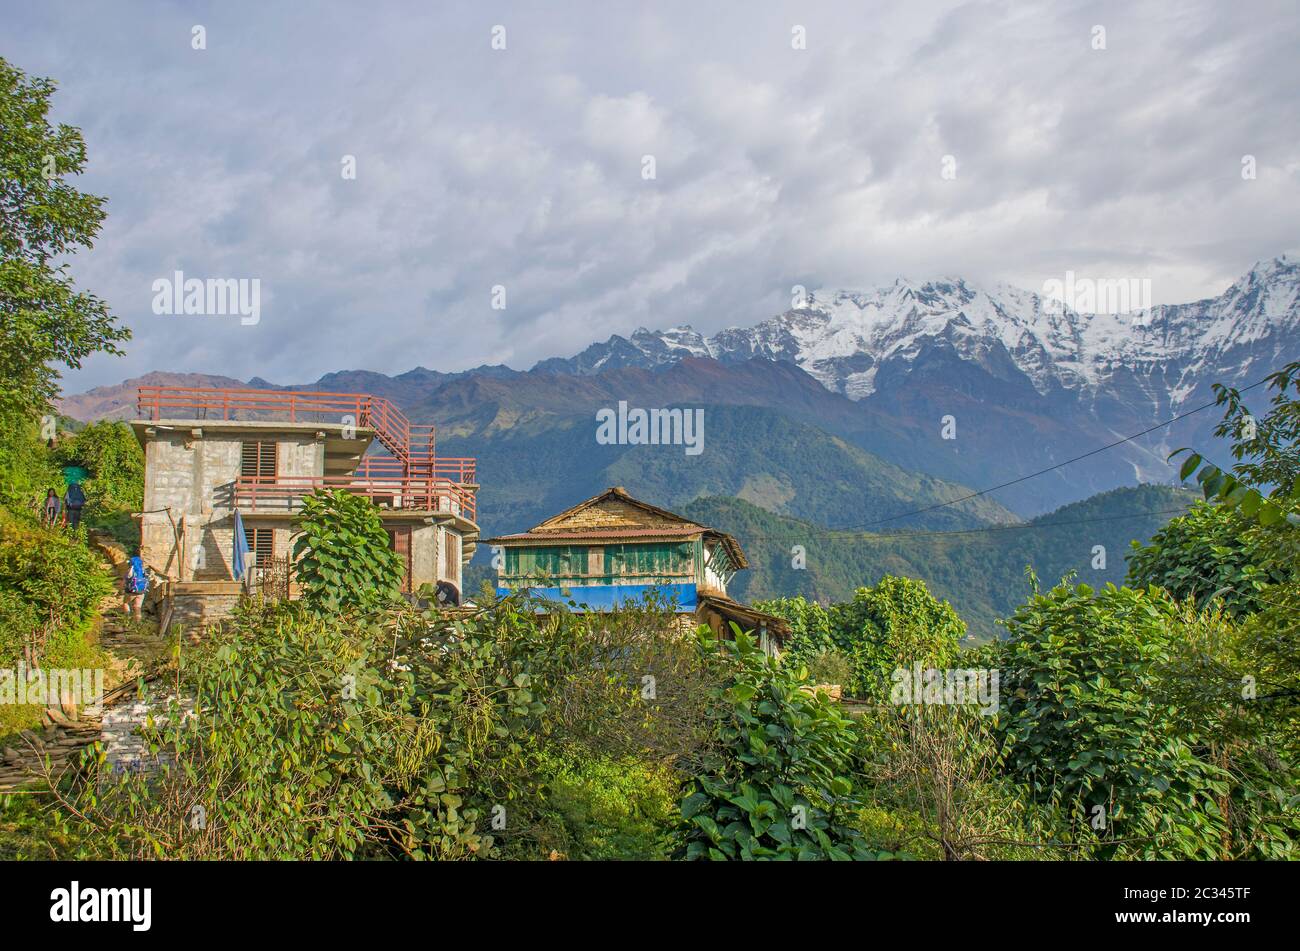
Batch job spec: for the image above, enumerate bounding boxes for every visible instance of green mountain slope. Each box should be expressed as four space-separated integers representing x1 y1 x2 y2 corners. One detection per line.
682 484 1197 641
442 403 1018 541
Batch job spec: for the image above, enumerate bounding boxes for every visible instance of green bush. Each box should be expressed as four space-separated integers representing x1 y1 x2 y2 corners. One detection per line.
764 578 963 700
994 581 1232 858
0 507 111 738
44 593 713 860
51 420 143 544
513 747 679 860
1127 501 1292 618
292 488 405 614
804 648 854 687
678 628 878 860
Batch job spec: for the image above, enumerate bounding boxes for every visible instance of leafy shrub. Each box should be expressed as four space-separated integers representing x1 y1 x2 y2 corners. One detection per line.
853 687 1071 861
753 595 833 666
51 420 143 544
678 628 878 860
994 581 1231 858
804 648 854 687
56 599 542 859
45 593 712 860
761 578 963 700
512 747 679 860
292 488 405 614
0 507 111 738
1127 501 1292 618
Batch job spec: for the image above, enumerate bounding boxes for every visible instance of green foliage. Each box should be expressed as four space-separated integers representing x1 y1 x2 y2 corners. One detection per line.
1155 601 1300 859
678 628 877 860
52 420 142 511
292 488 405 614
994 581 1232 858
854 702 1066 860
761 577 962 700
56 600 542 859
1171 359 1300 528
0 506 111 738
831 577 963 701
44 594 714 860
1126 500 1292 618
752 595 833 669
0 415 61 512
804 648 855 687
514 747 679 860
0 57 129 425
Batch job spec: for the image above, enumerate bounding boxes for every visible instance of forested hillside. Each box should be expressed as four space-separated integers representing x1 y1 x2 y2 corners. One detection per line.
684 485 1198 640
441 402 1016 545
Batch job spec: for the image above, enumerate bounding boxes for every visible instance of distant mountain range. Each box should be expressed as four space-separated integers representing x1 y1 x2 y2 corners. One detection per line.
61 256 1298 533
540 257 1297 405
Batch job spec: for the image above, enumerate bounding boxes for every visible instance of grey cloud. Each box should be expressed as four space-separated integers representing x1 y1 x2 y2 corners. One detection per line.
4 0 1296 392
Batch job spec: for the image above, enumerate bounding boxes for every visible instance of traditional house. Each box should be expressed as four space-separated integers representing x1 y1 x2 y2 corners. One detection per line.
484 487 788 652
130 385 478 628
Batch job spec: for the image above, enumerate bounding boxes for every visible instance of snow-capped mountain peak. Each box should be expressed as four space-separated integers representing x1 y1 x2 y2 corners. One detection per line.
538 259 1299 408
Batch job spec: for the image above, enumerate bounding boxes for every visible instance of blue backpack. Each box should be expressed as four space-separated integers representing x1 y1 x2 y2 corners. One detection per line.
126 556 148 594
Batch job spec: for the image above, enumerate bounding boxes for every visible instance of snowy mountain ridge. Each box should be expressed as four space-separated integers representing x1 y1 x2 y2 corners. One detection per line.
538 256 1300 408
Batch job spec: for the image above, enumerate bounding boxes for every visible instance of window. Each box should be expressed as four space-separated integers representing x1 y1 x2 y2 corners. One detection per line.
386 528 411 593
243 526 274 566
240 441 277 478
605 542 693 577
504 545 587 580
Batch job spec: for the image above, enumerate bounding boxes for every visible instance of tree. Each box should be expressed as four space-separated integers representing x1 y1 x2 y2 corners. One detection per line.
0 57 129 499
760 578 963 700
1172 360 1300 529
829 577 964 701
995 581 1229 858
1126 500 1291 618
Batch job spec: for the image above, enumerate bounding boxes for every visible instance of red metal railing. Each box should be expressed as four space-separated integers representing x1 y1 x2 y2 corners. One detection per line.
137 384 435 465
234 476 476 521
138 385 375 424
138 385 478 521
355 454 476 483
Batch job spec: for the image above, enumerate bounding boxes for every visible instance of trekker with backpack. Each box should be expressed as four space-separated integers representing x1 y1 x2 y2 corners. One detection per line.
42 488 62 526
123 548 149 620
65 482 86 530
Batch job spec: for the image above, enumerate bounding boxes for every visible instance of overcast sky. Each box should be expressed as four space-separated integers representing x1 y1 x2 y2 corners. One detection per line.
8 0 1299 392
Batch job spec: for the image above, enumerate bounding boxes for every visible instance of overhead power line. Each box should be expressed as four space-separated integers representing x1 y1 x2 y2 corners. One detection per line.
733 368 1280 540
738 506 1193 544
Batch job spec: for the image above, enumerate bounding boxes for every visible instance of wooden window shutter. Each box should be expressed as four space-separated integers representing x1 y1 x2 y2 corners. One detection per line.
241 441 277 478
443 530 460 580
243 526 274 565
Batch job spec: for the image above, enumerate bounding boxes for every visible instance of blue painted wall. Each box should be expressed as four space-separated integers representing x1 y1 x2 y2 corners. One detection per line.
495 582 697 612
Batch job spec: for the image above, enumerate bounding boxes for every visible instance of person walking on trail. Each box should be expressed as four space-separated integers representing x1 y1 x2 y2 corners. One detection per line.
42 488 62 526
123 548 149 621
65 482 86 530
